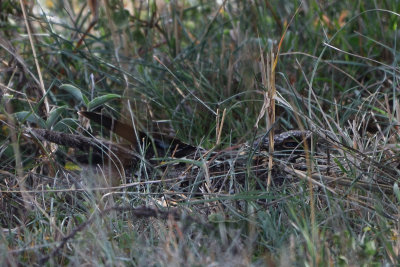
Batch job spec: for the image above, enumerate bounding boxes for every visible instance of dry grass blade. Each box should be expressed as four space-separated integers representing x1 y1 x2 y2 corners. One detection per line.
266 51 276 191
18 0 49 115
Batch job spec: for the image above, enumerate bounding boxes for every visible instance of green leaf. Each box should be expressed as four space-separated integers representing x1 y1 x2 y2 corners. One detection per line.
87 94 121 111
394 183 400 203
59 84 84 102
53 118 77 132
65 161 82 171
112 9 130 28
14 111 46 128
208 212 225 223
333 157 347 174
364 240 376 256
82 94 89 106
133 30 145 45
46 106 66 129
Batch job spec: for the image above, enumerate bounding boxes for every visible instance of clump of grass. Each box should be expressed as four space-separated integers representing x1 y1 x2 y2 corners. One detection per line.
1 0 400 265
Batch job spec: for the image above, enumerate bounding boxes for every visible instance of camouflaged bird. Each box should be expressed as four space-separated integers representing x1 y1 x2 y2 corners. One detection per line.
28 111 319 189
